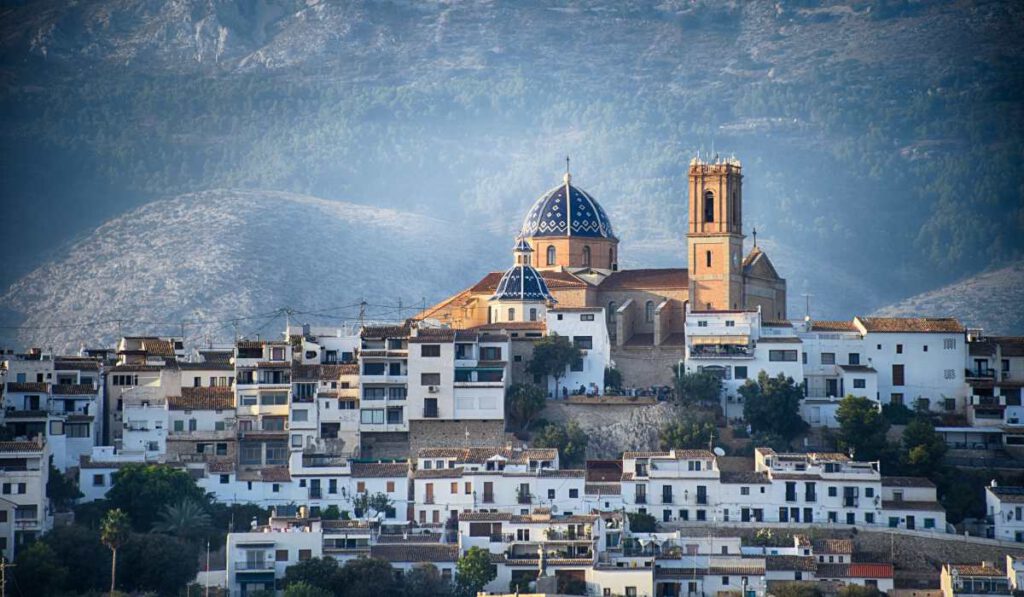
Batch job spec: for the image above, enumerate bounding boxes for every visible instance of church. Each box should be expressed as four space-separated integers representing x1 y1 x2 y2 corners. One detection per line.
417 156 787 385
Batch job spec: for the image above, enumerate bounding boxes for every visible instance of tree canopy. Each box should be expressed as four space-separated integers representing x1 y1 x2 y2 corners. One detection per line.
660 410 716 451
835 395 891 461
457 546 497 597
675 370 723 405
527 333 581 396
505 383 547 431
106 464 210 531
740 371 808 441
531 420 589 467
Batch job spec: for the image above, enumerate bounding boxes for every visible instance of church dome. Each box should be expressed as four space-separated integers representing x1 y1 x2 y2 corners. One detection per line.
490 263 557 303
520 174 616 239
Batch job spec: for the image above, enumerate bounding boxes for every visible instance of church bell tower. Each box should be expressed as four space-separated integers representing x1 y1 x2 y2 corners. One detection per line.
687 157 745 311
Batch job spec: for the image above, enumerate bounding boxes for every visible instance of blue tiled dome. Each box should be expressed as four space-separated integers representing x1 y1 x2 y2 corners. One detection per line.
520 176 615 239
490 264 557 303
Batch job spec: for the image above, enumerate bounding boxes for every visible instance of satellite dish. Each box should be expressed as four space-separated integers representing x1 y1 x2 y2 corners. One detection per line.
713 447 726 457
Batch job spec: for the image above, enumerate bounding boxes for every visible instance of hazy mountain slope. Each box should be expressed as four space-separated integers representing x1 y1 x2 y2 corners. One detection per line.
872 261 1024 335
0 190 500 351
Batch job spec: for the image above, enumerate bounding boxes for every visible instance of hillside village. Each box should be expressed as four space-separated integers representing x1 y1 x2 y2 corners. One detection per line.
3 159 1024 596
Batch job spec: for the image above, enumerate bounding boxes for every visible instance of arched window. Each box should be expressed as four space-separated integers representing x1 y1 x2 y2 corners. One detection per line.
706 250 712 269
607 302 617 323
582 245 591 267
704 190 715 223
645 300 655 323
732 191 738 226
546 245 556 266
508 307 515 322
529 308 537 322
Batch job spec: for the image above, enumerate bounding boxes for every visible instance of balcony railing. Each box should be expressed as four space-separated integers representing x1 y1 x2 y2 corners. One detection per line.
482 493 495 504
967 368 996 379
310 489 323 499
517 493 532 504
635 495 647 505
661 495 673 505
423 496 435 505
235 560 275 571
423 406 439 419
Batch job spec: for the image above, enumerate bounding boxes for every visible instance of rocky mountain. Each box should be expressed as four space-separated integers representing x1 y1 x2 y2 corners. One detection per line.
0 0 1021 334
0 189 500 351
872 261 1024 335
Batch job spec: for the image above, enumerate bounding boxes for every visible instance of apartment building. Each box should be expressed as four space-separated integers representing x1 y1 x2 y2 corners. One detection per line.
226 513 324 597
985 483 1024 542
0 439 51 559
799 321 879 428
2 350 104 470
357 325 410 449
963 336 1024 449
941 562 1011 597
235 340 292 471
682 307 803 422
881 476 947 531
411 447 582 525
545 307 610 397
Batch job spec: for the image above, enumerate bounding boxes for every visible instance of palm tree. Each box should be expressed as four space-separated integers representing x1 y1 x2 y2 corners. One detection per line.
150 498 212 543
101 508 131 595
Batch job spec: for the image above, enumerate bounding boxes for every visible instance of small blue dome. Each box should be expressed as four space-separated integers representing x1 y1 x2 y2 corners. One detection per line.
490 264 557 303
520 176 615 239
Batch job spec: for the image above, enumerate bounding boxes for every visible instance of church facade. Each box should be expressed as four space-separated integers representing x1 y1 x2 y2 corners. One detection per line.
417 157 787 386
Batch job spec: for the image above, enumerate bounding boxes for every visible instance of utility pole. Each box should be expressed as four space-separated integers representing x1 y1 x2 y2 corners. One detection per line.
358 299 367 328
205 540 211 597
397 298 403 322
1 558 14 597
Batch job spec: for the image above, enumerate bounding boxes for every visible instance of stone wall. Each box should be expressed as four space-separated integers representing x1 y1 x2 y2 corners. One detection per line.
408 420 508 455
611 344 685 387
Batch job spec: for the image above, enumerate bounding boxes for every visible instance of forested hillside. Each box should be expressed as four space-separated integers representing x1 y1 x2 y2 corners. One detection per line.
1 0 1021 338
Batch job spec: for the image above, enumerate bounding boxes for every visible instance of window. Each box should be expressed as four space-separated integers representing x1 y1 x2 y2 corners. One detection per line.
821 352 835 365
49 420 65 435
944 338 957 350
480 347 501 360
853 378 866 389
291 434 303 448
548 489 556 499
260 392 288 405
890 393 904 405
582 245 591 267
241 394 257 406
219 474 229 484
896 344 903 354
508 307 515 321
173 420 184 432
569 488 578 498
923 345 928 352
292 409 308 422
705 250 712 268
828 486 838 497
547 245 556 265
741 486 750 496
421 345 441 357
92 474 105 487
725 320 735 327
697 320 708 327
735 366 748 379
299 549 312 561
645 301 655 323
276 549 288 562
360 409 385 425
387 481 395 492
581 313 594 321
574 336 593 350
704 190 714 222
421 373 441 386
849 353 861 365
769 350 798 362
892 364 905 386
530 308 538 321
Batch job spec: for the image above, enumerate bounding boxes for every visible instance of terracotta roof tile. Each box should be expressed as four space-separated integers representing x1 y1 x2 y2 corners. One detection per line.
848 563 893 578
810 320 857 332
351 462 408 478
812 538 853 554
5 382 48 392
413 467 464 479
856 317 965 334
767 555 817 571
292 364 350 380
259 467 291 482
599 268 688 291
169 387 234 410
585 483 621 495
54 360 100 371
949 564 1003 577
360 324 410 338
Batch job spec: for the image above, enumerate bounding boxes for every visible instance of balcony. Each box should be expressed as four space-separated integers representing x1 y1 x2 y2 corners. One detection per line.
843 498 858 508
967 368 997 379
661 495 673 505
688 344 754 360
309 488 323 500
235 560 275 571
635 495 647 505
517 493 532 505
423 496 435 505
482 492 494 504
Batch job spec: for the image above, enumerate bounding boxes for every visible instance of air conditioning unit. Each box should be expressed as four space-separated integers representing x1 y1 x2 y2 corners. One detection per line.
428 386 440 394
